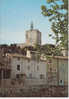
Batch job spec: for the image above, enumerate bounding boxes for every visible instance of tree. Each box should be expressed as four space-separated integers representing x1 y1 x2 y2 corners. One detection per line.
41 44 62 56
41 0 68 49
35 44 41 52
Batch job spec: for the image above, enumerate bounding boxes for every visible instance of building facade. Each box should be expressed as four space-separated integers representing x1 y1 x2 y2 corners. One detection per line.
0 52 11 84
17 23 41 48
26 29 41 46
10 54 47 81
26 23 41 46
47 56 68 86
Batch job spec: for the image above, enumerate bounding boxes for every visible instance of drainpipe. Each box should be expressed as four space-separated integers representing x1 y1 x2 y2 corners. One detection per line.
57 57 59 86
1 68 4 95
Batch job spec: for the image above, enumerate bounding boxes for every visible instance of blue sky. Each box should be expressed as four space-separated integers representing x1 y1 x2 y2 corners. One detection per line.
0 0 56 45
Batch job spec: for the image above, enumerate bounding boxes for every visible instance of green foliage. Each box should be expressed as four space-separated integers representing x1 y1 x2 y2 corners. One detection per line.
35 44 62 56
41 44 62 56
41 0 68 49
35 44 41 52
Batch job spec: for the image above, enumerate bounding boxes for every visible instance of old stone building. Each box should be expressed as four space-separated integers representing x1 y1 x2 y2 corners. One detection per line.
17 23 41 48
0 50 11 85
10 54 47 79
26 22 41 46
0 22 68 88
8 53 47 85
47 56 68 86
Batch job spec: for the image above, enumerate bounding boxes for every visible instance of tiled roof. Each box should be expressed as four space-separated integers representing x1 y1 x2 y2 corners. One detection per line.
8 53 47 62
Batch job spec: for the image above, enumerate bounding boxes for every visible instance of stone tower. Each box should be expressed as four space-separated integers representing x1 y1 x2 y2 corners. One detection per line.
26 22 41 46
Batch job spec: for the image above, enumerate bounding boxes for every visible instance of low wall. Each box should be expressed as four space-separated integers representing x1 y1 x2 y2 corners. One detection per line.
25 78 47 86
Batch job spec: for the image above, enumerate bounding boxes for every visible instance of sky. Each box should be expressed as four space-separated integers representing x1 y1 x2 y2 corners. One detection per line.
0 0 56 45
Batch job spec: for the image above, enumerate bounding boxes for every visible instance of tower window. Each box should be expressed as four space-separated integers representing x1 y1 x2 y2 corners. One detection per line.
26 34 28 39
17 65 20 71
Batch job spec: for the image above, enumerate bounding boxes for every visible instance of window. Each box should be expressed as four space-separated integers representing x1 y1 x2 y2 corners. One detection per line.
29 73 32 78
28 59 30 63
40 74 44 79
28 65 30 70
16 74 20 78
60 80 62 83
54 69 57 72
17 57 20 61
49 59 52 63
3 70 11 79
50 67 52 71
0 70 2 79
17 65 20 71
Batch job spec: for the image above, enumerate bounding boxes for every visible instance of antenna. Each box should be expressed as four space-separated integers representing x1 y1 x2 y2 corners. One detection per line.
30 21 33 30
